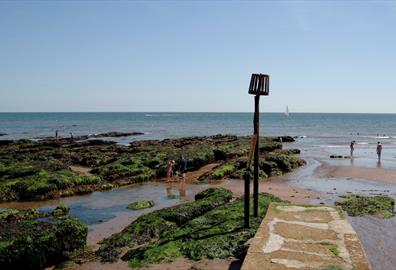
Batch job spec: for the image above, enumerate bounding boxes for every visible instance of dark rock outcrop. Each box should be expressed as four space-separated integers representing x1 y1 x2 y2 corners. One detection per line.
92 131 144 138
0 214 87 270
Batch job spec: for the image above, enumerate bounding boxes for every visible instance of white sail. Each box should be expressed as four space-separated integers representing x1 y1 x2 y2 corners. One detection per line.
285 105 290 117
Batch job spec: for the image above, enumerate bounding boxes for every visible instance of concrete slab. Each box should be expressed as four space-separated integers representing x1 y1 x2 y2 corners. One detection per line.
241 203 371 270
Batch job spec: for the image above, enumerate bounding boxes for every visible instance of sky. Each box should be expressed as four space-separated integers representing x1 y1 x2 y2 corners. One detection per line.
1 0 396 113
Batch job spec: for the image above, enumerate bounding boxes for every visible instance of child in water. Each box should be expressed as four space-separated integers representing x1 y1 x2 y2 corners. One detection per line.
166 160 175 182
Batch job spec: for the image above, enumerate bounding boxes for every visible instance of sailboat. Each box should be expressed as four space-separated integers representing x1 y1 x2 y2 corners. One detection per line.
285 105 290 117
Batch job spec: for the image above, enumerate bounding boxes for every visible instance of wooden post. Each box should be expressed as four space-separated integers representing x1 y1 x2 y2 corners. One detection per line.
243 170 250 228
245 134 257 228
253 94 260 217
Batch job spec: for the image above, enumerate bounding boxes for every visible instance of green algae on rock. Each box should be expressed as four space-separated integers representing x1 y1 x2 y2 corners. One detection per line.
52 204 70 216
97 188 283 268
336 194 395 218
127 200 155 210
0 214 87 270
0 135 303 202
0 208 40 221
0 162 100 201
211 164 236 180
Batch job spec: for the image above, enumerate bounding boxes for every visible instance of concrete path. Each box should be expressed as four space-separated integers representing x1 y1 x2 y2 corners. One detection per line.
242 203 371 270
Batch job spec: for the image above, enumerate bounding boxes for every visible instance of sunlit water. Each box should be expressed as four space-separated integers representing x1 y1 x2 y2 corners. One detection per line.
0 182 212 224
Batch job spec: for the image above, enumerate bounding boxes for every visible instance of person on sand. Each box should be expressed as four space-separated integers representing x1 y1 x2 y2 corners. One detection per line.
179 156 187 181
166 160 175 182
376 142 382 160
350 140 356 157
70 132 74 142
55 130 59 140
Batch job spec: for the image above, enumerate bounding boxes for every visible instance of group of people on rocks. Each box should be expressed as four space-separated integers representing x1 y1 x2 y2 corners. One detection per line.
166 156 188 182
350 140 383 160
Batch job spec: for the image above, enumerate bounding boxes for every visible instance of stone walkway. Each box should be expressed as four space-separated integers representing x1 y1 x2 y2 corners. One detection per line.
242 203 371 270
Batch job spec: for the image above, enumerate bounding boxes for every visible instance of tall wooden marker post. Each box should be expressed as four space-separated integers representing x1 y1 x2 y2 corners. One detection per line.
246 73 269 225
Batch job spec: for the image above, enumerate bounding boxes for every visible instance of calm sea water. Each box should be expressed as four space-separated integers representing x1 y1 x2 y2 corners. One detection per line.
1 112 396 140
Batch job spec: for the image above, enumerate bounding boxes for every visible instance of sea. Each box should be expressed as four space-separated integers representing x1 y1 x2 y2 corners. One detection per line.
1 112 396 140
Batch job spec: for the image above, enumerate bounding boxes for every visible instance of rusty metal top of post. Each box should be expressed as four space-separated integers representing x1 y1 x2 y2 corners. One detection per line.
248 73 269 95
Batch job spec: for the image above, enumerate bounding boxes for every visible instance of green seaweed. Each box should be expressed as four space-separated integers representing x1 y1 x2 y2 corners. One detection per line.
320 265 345 270
53 204 70 216
335 194 395 218
0 135 303 202
265 153 306 173
328 244 340 256
0 215 87 270
97 188 283 268
212 164 236 180
127 200 155 210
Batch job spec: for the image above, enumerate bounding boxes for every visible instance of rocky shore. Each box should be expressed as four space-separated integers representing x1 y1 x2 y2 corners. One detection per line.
0 207 87 270
0 135 303 202
0 134 306 269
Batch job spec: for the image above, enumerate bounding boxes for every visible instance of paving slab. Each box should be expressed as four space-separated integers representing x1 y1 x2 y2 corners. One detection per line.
241 203 371 270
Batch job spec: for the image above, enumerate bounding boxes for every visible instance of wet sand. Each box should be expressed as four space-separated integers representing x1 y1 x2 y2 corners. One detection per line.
325 164 396 184
218 176 316 204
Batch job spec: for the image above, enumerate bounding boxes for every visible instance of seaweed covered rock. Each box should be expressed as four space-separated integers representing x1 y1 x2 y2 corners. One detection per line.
259 142 282 153
127 200 155 210
0 208 40 221
275 148 301 155
0 161 101 201
265 153 306 173
0 135 301 202
336 194 395 218
97 188 233 262
52 204 70 216
260 161 282 177
0 215 87 270
198 164 236 181
97 188 283 268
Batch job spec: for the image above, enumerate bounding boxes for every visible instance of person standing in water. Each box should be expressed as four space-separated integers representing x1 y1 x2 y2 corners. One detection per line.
350 140 356 157
166 160 175 182
179 156 187 181
376 142 382 160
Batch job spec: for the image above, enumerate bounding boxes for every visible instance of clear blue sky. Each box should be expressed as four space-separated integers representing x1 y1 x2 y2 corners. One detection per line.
1 0 396 113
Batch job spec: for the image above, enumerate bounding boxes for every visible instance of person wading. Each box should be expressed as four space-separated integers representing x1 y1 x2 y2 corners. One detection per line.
350 140 356 157
376 142 382 161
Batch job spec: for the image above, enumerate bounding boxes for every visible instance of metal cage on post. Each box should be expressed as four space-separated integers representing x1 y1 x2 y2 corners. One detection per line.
248 74 269 96
244 73 270 228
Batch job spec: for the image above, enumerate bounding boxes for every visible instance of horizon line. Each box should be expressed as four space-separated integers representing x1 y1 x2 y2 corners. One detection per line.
0 111 396 114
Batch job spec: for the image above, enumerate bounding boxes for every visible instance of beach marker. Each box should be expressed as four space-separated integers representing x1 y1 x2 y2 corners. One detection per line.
246 73 269 226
